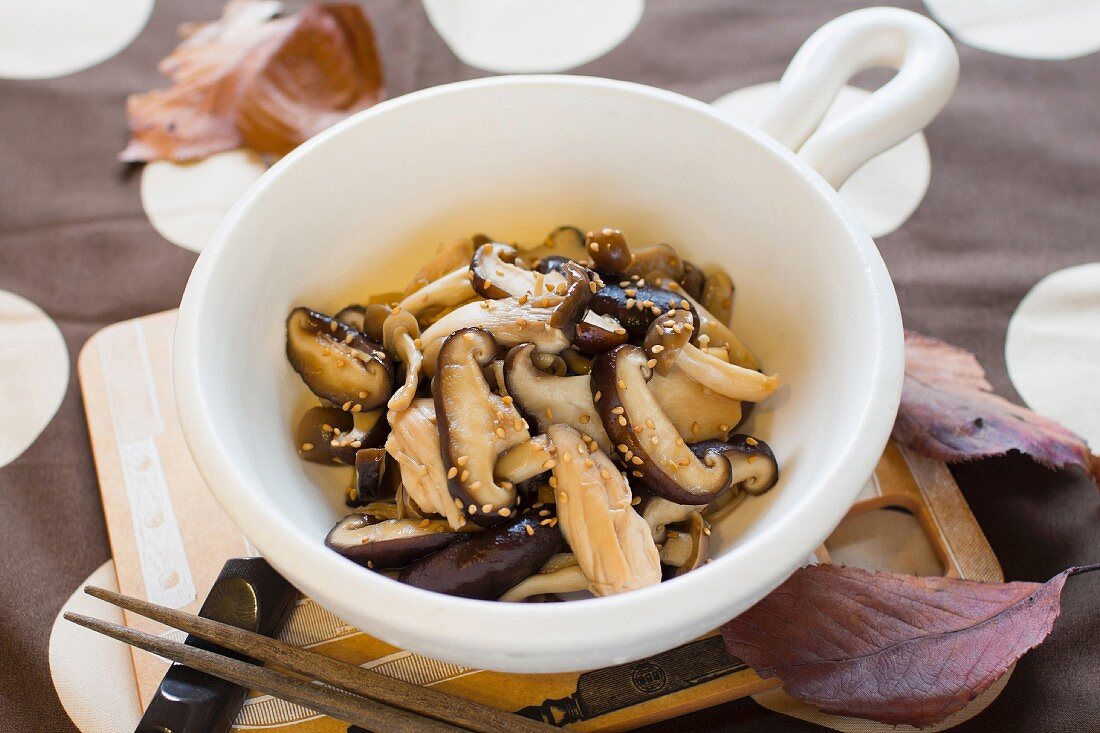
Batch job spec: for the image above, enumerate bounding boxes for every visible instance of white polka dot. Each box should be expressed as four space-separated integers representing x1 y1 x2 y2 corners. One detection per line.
422 0 645 74
0 291 69 467
1006 263 1100 447
49 561 142 733
141 149 267 253
925 0 1100 60
0 0 153 80
713 83 931 238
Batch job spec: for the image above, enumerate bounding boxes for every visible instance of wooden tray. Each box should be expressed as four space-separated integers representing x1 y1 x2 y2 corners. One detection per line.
79 310 1003 732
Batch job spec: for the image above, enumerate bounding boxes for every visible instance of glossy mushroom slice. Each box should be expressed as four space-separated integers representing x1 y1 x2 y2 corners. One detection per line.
418 297 570 376
572 310 628 356
649 365 743 442
701 270 734 324
672 342 778 403
640 496 700 544
381 310 423 412
471 241 567 300
348 448 388 506
589 281 700 342
503 343 612 452
398 511 564 599
624 243 685 281
523 225 591 265
690 435 780 496
285 308 393 411
397 267 476 319
644 308 694 376
434 329 531 525
403 237 475 296
547 425 661 596
673 288 758 370
498 554 589 602
325 514 462 569
585 226 634 274
494 434 555 485
592 345 738 504
547 261 594 334
329 408 389 465
659 512 711 577
385 399 466 529
334 304 367 332
295 406 353 464
679 260 706 300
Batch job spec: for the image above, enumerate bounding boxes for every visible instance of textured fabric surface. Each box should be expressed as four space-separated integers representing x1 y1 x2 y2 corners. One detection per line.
0 1 1097 731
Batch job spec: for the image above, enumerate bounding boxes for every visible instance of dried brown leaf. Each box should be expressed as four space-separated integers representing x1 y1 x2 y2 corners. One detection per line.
722 563 1099 727
893 331 1098 483
121 1 383 163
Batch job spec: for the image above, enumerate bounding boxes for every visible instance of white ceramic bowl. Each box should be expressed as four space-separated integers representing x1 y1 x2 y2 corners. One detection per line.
175 8 958 672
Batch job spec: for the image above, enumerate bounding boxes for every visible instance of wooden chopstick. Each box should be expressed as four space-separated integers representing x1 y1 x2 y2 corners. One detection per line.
82 586 554 733
64 611 461 732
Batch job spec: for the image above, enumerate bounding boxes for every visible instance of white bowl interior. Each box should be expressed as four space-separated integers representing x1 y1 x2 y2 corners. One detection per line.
178 77 901 672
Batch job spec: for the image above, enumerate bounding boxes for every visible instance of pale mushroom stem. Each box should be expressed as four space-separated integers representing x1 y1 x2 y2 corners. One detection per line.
397 266 475 317
675 343 779 403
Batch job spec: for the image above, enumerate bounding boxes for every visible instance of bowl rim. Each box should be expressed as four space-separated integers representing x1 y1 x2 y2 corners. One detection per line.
174 74 904 671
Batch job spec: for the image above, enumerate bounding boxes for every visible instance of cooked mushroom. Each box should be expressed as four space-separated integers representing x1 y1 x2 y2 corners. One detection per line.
673 342 778 403
397 267 476 319
674 289 758 370
701 270 734 324
325 514 462 569
534 255 572 275
586 226 633 274
359 303 392 343
494 434 555 485
649 364 744 441
640 496 699 544
679 261 706 300
348 448 387 506
285 308 393 411
659 512 710 576
398 511 564 599
624 243 684 281
591 345 742 504
403 237 475 296
572 310 628 355
434 329 531 524
295 406 353 463
503 343 612 452
547 425 661 596
419 297 570 376
386 399 467 529
561 347 593 375
644 308 694 376
498 554 589 602
690 434 780 496
523 225 591 265
530 351 568 377
471 241 567 300
334 304 367 332
329 408 389 465
588 281 701 341
381 310 423 412
548 261 593 333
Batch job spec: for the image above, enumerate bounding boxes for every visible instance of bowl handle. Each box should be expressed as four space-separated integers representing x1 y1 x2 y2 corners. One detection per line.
757 7 958 189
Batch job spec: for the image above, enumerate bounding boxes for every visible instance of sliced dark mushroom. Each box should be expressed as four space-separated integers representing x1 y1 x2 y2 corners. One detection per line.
650 364 744 442
385 398 466 529
286 308 393 411
419 297 569 376
679 261 706 300
624 243 684 281
325 514 462 569
589 282 701 342
494 434 555 485
498 553 589 602
434 329 530 525
403 237 475 296
504 343 612 452
591 345 735 504
644 308 694 376
690 434 779 496
347 448 387 506
534 255 572 275
585 226 633 274
295 406 353 464
523 225 591 264
360 303 392 343
547 425 661 596
659 512 710 577
561 348 593 375
381 309 423 412
548 261 593 334
471 241 566 300
397 511 563 599
572 310 628 355
398 267 476 319
701 270 734 324
640 496 700 544
334 304 367 332
329 408 389 465
530 351 568 377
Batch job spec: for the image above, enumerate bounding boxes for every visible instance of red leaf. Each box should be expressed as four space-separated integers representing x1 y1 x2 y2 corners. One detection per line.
893 331 1098 484
722 563 1099 727
121 1 383 163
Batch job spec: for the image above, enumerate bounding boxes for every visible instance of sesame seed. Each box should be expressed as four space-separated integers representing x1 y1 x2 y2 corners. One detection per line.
589 241 600 252
631 496 642 505
650 436 659 445
469 481 482 490
542 459 557 470
545 408 554 419
413 338 423 349
455 497 464 508
350 440 362 448
540 518 553 526
516 318 528 327
626 298 636 309
463 331 474 341
636 278 645 286
482 503 493 513
614 328 627 335
600 469 612 480
540 298 551 308
617 379 626 389
456 455 469 467
703 525 711 536
691 421 700 434
618 416 627 426
300 442 314 451
460 469 470 482
525 525 535 536
550 517 558 527
513 419 524 431
719 423 730 432
518 293 530 305
548 476 558 488
584 459 594 468
632 470 644 478
646 359 658 369
589 282 598 293
620 280 631 287
351 404 362 413
562 451 572 463
341 401 353 411
502 395 514 405
579 414 591 424
633 426 643 434
747 455 758 464
667 530 679 539
469 504 478 514
651 345 665 354
539 509 551 517
558 492 568 503
419 518 430 528
631 456 644 465
746 437 759 446
588 441 600 453
594 391 602 401
329 320 338 332
501 481 514 490
625 288 637 297
322 348 331 357
651 307 661 316
611 406 625 415
495 427 507 438
358 390 368 398
367 560 374 568
679 457 691 467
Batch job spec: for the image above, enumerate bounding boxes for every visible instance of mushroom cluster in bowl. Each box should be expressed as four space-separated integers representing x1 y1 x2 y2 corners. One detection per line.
285 226 780 601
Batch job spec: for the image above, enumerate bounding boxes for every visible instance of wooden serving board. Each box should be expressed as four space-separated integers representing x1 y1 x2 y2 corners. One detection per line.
79 310 1004 732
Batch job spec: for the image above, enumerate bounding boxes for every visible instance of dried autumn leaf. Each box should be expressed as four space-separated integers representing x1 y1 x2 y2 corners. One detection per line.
121 1 383 163
722 563 1099 727
893 331 1099 483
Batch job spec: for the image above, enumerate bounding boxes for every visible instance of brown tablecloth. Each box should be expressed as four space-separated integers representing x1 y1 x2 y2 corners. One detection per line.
1 1 1098 731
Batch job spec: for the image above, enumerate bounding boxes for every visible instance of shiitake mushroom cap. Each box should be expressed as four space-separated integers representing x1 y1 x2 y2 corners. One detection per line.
325 515 462 569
